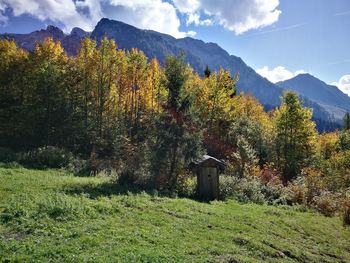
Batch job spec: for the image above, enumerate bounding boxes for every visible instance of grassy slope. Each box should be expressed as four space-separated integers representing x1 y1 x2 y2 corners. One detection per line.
0 167 349 263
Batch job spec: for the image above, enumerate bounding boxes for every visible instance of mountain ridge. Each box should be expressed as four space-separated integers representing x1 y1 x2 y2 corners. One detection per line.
277 73 350 119
0 25 90 56
0 18 341 130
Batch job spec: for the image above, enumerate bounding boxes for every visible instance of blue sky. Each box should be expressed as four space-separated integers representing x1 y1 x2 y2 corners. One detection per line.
0 0 349 95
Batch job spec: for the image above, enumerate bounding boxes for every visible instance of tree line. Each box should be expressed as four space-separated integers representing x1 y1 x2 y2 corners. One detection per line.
0 37 349 193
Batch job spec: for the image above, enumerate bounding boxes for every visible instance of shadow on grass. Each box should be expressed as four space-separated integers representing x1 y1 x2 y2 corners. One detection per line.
63 180 207 202
64 181 149 199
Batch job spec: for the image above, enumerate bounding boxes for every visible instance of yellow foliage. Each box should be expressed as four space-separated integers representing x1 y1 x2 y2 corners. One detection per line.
316 132 339 159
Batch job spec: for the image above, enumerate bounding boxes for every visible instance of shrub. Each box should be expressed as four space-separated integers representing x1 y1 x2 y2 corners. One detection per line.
0 161 23 169
343 198 350 226
257 162 283 185
0 147 17 163
176 171 197 198
219 175 265 204
118 168 139 186
117 154 151 187
18 146 74 169
287 179 307 204
339 131 350 151
312 191 340 217
65 157 87 174
261 183 292 205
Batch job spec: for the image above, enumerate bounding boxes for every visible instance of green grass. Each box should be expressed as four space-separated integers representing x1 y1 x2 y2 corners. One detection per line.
0 167 350 262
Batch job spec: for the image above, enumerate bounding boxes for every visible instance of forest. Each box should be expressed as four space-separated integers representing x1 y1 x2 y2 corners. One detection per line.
0 37 350 225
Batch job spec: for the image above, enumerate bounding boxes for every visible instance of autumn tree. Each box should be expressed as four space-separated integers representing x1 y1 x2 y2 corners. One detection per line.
22 38 70 147
317 132 339 160
274 92 317 182
199 69 238 157
150 56 203 190
0 40 28 149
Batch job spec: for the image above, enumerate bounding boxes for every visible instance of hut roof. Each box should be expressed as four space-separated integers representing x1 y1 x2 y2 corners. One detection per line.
193 155 224 166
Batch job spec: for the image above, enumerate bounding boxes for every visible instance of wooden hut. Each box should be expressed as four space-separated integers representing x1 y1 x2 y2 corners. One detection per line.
191 155 224 200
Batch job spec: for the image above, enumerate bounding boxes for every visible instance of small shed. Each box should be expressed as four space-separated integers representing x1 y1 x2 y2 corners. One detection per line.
191 155 224 200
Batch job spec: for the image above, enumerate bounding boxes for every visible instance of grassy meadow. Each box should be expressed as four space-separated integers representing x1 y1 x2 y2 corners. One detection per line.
0 166 350 262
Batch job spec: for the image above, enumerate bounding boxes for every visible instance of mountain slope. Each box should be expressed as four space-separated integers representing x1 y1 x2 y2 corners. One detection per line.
0 18 340 129
277 74 350 119
0 26 90 56
91 18 283 107
90 19 337 129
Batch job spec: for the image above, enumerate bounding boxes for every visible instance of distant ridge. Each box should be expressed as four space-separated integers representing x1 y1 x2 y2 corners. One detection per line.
0 25 90 56
277 73 350 120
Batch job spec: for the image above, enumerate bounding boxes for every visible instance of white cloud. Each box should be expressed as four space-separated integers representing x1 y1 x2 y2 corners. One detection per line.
0 0 280 36
0 0 194 37
332 75 350 96
256 66 307 83
0 0 96 32
173 0 281 34
186 30 197 37
105 0 193 38
172 0 200 13
0 2 8 23
186 13 212 26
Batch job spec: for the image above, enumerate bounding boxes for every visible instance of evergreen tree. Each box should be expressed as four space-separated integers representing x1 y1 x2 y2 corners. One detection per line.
274 92 316 182
344 112 350 131
150 56 203 190
204 65 211 78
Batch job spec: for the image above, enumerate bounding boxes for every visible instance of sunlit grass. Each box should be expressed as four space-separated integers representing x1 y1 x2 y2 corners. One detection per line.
1 167 349 262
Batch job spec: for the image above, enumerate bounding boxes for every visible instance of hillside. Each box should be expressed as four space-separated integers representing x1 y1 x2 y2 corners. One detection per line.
1 166 349 262
0 26 89 56
0 18 338 129
277 74 350 119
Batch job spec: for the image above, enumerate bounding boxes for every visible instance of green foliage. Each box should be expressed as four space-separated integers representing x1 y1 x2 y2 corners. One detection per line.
311 191 341 217
150 56 204 190
344 112 350 130
274 92 317 181
219 176 265 204
339 131 350 151
343 198 350 226
1 38 350 222
204 65 211 78
230 136 258 177
18 146 75 169
175 172 197 198
229 116 271 165
219 175 292 205
0 147 16 162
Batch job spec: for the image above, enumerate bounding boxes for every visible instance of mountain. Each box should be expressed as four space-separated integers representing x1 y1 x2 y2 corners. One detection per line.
0 25 90 56
0 18 341 130
91 19 284 107
277 74 350 120
90 19 339 130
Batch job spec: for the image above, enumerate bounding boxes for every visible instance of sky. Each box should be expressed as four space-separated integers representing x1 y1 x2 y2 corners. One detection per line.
0 0 349 96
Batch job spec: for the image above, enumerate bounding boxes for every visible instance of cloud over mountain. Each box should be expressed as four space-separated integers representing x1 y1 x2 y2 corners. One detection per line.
332 75 350 97
0 0 281 36
0 0 95 31
256 66 306 83
0 0 189 37
172 0 281 34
